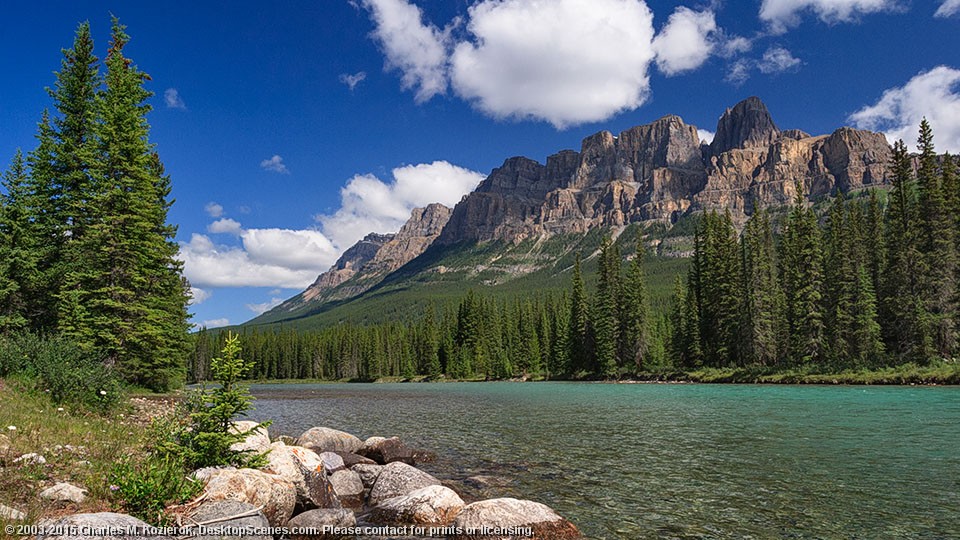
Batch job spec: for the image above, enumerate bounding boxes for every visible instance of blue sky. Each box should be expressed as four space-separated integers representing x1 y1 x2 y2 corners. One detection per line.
1 0 959 328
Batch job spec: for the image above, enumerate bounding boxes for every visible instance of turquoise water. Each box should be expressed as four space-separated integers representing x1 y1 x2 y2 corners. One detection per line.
247 383 960 539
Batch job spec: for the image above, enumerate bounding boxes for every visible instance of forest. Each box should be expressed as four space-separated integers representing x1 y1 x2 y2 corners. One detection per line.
189 123 960 382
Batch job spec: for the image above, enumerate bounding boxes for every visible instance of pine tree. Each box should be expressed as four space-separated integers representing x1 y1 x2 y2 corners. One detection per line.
422 304 441 378
694 211 741 367
58 19 190 390
780 189 825 365
0 150 34 333
740 210 784 366
823 194 857 366
25 111 62 331
619 238 650 371
568 253 589 374
592 236 620 377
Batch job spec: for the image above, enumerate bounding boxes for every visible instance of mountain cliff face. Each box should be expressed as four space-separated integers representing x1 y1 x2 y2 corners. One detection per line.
258 97 893 323
438 97 890 245
273 203 452 312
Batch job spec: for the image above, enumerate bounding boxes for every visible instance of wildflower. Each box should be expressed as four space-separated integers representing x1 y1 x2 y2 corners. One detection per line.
99 390 107 396
57 407 64 412
6 425 15 431
109 485 120 492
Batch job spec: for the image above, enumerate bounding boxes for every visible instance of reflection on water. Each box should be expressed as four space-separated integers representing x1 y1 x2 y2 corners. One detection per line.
247 382 960 539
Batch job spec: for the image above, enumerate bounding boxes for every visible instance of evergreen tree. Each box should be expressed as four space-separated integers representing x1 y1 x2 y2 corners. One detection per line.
694 211 741 367
780 189 825 364
25 111 62 331
592 236 620 377
58 19 190 390
568 253 589 373
740 210 784 366
823 194 857 365
619 238 650 371
0 150 34 333
422 304 441 378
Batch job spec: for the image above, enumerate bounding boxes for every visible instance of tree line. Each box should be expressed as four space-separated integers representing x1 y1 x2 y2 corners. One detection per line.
190 121 959 382
0 21 189 390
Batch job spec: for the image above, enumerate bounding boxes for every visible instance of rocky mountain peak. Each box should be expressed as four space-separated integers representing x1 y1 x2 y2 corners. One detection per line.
710 96 780 156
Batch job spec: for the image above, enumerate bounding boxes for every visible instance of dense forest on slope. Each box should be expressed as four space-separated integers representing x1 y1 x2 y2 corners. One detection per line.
190 126 960 383
0 21 190 391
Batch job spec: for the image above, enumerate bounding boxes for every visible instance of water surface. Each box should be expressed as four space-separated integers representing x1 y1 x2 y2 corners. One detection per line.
247 382 960 539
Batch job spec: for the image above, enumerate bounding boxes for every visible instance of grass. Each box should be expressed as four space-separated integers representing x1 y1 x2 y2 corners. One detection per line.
0 377 175 536
630 360 960 384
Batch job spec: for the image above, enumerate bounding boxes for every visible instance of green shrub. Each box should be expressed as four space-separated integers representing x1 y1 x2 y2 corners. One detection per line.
160 332 270 469
109 453 201 525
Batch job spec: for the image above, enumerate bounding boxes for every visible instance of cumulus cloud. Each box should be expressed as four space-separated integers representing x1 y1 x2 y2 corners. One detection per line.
760 0 899 32
204 202 224 218
726 59 753 85
339 71 368 90
361 0 450 102
936 0 960 17
720 36 753 58
201 318 230 329
189 287 211 305
260 155 290 174
164 88 186 110
697 129 716 144
178 232 338 289
246 298 284 316
758 46 802 74
207 218 243 235
317 160 485 249
849 66 960 152
450 0 656 129
652 7 718 76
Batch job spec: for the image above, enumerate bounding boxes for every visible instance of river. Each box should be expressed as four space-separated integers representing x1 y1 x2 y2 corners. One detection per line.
247 382 959 539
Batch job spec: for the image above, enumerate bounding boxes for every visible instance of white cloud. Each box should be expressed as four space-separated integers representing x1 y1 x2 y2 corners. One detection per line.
178 233 337 289
260 155 290 174
697 129 716 144
204 202 224 218
201 318 230 329
207 218 243 235
652 8 718 76
760 0 899 32
164 88 186 110
449 0 656 129
246 298 284 316
339 71 368 90
936 0 960 17
726 58 753 85
188 287 211 305
317 160 484 249
361 0 449 102
849 66 960 152
758 46 801 74
720 36 753 58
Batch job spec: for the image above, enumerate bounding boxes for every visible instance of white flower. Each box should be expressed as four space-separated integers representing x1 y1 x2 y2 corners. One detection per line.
99 390 107 396
7 425 16 431
57 407 64 412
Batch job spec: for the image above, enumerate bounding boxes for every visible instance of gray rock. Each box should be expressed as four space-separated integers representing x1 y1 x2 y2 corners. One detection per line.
358 436 415 465
200 468 296 526
0 434 11 454
350 463 383 490
367 485 464 525
13 452 45 465
228 421 271 454
287 446 341 509
709 96 780 156
368 462 440 506
0 503 25 520
329 469 364 508
191 466 236 482
288 509 356 540
296 427 363 454
335 451 376 468
451 498 581 540
37 513 174 540
187 501 270 540
318 451 346 473
40 482 87 504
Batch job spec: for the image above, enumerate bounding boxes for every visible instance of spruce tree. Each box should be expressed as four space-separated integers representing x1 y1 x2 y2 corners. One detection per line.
0 150 34 333
740 210 784 366
592 236 620 377
619 237 650 371
58 19 190 390
25 111 62 331
780 189 825 365
568 253 589 373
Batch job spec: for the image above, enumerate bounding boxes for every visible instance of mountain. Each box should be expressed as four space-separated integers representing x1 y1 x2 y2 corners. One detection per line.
252 97 892 327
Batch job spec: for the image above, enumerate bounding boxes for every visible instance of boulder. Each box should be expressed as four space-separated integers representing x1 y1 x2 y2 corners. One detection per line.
350 463 383 490
288 446 341 509
40 482 87 504
13 452 46 465
287 509 356 540
328 469 364 508
188 501 270 540
451 498 580 540
191 466 236 482
228 421 271 454
368 462 440 506
367 485 465 525
296 427 363 454
200 468 296 526
0 433 11 454
334 451 375 468
37 513 174 540
318 451 346 473
0 503 25 520
358 436 415 465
